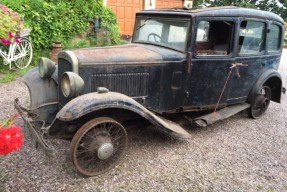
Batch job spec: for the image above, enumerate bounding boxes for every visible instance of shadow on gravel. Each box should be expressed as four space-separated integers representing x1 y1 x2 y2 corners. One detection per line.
123 109 249 151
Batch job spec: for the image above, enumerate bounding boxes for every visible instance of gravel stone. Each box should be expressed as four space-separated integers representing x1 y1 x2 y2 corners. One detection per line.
0 49 286 191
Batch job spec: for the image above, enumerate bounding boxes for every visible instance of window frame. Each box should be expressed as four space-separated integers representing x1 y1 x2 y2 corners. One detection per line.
266 21 283 54
193 17 236 58
132 16 191 53
237 19 267 56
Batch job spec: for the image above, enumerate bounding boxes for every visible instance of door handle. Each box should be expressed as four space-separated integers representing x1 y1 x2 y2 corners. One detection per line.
231 63 248 78
231 62 248 68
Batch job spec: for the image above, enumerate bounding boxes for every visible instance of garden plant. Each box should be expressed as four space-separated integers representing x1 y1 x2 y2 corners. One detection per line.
0 114 23 155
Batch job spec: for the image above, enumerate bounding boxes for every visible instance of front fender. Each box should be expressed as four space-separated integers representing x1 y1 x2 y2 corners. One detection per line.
22 67 59 123
56 91 191 139
23 67 59 108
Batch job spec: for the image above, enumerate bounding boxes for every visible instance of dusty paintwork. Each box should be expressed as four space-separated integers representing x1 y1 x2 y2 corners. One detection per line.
14 6 285 176
71 44 164 65
56 91 191 138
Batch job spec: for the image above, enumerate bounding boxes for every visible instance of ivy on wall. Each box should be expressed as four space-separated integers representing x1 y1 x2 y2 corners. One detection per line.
0 0 121 49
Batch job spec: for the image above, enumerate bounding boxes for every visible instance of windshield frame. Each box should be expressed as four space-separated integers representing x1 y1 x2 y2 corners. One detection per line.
132 16 191 53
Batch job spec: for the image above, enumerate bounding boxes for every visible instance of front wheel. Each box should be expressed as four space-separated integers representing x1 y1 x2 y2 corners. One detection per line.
70 117 128 176
248 85 271 119
13 37 33 69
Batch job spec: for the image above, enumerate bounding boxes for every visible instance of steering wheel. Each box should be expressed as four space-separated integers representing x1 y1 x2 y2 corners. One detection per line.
147 33 161 42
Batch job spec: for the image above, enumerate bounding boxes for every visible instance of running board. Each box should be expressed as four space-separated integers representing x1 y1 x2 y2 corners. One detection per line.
193 103 251 127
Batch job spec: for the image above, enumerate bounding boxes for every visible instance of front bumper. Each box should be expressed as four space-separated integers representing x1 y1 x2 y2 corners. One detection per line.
14 98 55 157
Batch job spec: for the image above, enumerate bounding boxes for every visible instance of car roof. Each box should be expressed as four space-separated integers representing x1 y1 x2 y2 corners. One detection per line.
137 6 284 24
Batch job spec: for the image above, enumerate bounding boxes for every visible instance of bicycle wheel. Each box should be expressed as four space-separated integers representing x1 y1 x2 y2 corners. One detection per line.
13 37 33 69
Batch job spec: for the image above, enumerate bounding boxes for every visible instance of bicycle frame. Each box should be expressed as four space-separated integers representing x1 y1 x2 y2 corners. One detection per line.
0 42 24 69
0 43 14 69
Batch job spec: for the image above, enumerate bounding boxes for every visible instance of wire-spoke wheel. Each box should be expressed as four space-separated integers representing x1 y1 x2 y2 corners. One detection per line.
13 37 33 69
70 117 128 176
248 85 271 119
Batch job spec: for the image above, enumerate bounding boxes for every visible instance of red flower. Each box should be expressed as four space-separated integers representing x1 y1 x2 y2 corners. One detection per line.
0 4 8 13
8 31 13 39
0 126 23 155
15 38 20 43
1 38 11 45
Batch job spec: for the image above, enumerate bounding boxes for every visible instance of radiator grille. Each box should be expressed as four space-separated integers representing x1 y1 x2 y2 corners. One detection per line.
58 58 74 106
92 73 149 97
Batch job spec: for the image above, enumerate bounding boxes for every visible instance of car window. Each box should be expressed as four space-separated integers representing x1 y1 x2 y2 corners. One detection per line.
133 17 190 52
195 20 234 56
238 20 265 54
135 19 163 42
196 21 209 42
267 23 281 52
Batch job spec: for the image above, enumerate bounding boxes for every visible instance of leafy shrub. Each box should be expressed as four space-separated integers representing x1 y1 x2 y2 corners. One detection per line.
0 0 120 49
0 4 24 44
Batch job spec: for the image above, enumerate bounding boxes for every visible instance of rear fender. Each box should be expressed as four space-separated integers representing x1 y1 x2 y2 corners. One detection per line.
247 69 282 103
56 91 191 139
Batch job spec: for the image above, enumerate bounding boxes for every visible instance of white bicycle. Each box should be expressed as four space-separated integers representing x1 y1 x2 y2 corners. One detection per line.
0 29 33 69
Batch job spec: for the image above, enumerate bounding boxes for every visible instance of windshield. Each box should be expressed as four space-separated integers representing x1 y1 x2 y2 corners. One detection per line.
132 17 190 52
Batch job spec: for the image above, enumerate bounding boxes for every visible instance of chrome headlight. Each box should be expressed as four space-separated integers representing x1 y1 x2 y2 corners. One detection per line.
61 72 84 98
38 57 56 78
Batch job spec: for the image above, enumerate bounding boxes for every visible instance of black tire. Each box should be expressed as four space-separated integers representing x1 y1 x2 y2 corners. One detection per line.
248 85 271 119
70 117 128 176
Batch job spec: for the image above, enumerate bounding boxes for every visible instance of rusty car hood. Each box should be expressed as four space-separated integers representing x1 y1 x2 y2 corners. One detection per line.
70 44 186 65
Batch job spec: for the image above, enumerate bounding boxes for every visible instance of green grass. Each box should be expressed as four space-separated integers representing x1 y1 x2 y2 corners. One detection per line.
0 63 33 83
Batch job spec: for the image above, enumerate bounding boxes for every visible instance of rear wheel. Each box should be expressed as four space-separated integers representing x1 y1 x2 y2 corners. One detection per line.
70 117 128 176
248 85 271 119
13 37 33 69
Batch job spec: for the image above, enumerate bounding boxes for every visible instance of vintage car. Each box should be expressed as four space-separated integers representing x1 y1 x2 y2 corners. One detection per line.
15 6 285 176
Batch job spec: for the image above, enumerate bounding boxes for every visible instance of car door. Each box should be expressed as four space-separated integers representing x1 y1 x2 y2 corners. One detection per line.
156 19 191 113
184 18 236 110
227 19 267 104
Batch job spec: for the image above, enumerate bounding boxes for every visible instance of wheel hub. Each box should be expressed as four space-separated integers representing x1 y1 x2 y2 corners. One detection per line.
261 98 269 109
97 143 114 160
71 117 128 176
256 95 269 110
249 86 271 119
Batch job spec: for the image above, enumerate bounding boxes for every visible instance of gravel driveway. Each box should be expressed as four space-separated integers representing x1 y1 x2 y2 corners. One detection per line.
0 50 287 192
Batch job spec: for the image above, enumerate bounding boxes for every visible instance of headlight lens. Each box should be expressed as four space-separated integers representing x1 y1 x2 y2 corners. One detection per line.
38 57 56 78
62 73 71 97
61 72 84 97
